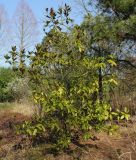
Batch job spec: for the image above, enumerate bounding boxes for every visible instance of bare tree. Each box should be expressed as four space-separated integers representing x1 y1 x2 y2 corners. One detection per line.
13 0 38 52
0 4 9 51
0 4 10 66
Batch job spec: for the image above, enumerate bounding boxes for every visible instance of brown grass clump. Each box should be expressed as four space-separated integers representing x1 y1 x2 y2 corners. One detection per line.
12 102 34 116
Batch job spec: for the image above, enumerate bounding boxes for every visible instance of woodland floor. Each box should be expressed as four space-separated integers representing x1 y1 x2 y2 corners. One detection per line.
0 105 136 160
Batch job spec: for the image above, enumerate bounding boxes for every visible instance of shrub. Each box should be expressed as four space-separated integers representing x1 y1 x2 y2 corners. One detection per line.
0 67 15 102
7 6 130 150
7 77 31 103
16 37 121 150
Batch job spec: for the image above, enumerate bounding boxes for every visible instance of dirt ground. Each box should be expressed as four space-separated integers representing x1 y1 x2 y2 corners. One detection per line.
0 108 136 160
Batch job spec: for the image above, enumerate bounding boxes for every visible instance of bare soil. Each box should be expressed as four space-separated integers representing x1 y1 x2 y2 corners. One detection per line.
0 109 136 160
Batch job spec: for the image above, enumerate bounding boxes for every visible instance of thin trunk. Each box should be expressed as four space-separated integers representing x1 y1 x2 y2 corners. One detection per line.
20 13 24 64
98 67 103 103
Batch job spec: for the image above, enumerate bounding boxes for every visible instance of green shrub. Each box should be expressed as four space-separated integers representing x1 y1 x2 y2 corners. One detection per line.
16 38 121 150
0 67 15 102
7 6 130 151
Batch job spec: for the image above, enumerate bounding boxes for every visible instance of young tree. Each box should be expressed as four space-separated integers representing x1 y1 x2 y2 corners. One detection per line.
6 4 130 151
13 0 38 52
10 6 128 150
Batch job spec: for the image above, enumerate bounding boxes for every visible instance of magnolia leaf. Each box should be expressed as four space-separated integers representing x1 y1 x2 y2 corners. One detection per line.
108 79 118 85
107 59 117 66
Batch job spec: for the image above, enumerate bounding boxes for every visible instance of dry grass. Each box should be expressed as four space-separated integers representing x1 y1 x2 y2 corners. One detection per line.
111 93 136 115
0 102 34 116
12 102 34 116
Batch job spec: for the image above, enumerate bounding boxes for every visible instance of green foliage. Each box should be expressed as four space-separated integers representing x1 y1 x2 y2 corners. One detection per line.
0 68 15 102
104 124 119 136
96 0 136 16
16 121 45 137
18 26 119 151
0 67 30 103
111 107 130 121
7 4 131 151
5 46 27 74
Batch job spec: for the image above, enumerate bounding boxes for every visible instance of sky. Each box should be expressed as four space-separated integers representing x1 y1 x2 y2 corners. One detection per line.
0 0 86 66
1 0 84 40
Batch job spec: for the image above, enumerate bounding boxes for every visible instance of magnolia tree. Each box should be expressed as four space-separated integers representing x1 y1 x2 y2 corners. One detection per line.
6 5 130 150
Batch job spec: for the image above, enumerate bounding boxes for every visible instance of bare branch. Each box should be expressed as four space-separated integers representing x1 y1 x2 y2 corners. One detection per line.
12 0 39 51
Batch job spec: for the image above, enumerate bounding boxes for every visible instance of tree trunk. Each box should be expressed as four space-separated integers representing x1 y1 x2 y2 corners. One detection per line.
98 67 103 103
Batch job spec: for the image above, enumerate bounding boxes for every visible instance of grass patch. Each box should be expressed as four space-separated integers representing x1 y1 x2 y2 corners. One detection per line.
0 102 15 110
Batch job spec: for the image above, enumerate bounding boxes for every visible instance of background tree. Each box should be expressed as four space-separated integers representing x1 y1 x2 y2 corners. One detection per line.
12 0 38 52
87 0 136 112
0 4 9 55
0 67 15 102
